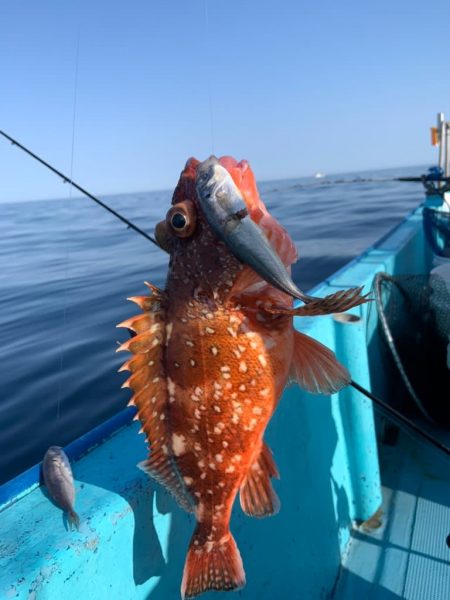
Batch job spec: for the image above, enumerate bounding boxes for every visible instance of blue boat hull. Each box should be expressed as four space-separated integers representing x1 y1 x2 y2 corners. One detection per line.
2 205 444 599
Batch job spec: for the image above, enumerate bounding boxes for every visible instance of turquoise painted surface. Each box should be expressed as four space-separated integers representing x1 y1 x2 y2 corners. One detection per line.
1 202 429 599
334 432 450 600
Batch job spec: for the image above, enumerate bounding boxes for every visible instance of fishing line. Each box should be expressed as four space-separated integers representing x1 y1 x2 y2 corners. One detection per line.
203 0 215 155
0 130 159 247
350 380 450 458
56 30 81 422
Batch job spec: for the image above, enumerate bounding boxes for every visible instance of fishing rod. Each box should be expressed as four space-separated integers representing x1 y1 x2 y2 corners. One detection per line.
4 130 449 457
0 129 159 247
395 176 450 182
350 380 450 458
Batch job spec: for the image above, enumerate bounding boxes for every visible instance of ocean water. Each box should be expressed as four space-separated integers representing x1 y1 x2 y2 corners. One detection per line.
0 166 424 484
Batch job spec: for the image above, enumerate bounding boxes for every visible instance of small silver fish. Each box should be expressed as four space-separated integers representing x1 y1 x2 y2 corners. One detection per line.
42 446 80 530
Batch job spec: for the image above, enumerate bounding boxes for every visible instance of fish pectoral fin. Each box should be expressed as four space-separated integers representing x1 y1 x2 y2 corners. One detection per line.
290 330 350 395
240 442 280 518
266 286 370 317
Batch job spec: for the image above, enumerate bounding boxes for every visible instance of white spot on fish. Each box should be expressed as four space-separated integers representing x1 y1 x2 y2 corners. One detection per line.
214 405 221 413
198 460 205 468
225 465 235 473
220 366 230 372
239 384 246 391
258 354 267 368
238 345 246 353
265 337 276 349
252 406 263 415
215 454 223 463
239 361 248 373
185 340 194 347
205 327 215 334
210 346 218 356
209 462 216 470
183 476 193 486
222 373 231 380
160 413 165 420
167 377 176 396
189 359 196 367
227 327 237 338
165 323 173 344
172 433 186 456
222 440 228 448
196 502 205 522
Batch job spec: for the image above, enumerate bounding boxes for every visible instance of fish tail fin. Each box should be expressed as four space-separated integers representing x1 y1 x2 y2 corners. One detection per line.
181 528 245 599
67 509 80 531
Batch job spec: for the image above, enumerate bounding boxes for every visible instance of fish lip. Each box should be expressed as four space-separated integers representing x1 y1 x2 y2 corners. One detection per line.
195 157 318 303
154 221 171 253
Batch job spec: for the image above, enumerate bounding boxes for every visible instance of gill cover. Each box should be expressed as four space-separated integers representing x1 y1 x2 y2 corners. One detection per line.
195 156 318 303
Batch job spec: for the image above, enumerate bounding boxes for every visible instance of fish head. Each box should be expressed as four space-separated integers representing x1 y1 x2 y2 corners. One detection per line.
156 156 316 303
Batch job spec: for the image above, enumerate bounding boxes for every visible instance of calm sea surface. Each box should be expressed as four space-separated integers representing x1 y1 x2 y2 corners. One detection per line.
0 166 424 483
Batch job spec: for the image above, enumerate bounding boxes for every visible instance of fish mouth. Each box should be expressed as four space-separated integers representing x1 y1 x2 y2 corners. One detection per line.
195 156 318 303
154 220 171 253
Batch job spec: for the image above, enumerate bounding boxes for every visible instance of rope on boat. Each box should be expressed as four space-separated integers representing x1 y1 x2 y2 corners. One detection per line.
350 380 450 458
0 129 159 248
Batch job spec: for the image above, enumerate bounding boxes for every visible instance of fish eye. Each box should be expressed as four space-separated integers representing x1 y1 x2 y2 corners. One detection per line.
171 212 187 230
166 201 197 238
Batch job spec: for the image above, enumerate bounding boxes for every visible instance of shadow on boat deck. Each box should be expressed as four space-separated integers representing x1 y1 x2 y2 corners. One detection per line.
72 386 351 599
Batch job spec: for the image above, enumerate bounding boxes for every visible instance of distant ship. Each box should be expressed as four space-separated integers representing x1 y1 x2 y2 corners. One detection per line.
313 171 325 178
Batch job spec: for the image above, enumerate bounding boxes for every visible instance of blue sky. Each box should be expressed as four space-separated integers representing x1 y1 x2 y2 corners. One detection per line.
1 0 450 202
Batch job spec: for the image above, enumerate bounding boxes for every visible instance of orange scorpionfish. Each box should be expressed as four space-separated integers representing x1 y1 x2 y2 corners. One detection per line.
117 156 367 599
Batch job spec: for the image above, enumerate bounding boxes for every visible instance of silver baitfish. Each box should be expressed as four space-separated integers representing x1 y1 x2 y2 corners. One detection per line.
42 446 80 530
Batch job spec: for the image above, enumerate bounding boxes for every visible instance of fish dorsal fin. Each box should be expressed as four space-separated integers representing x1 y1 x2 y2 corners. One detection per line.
239 441 280 518
117 286 194 512
289 330 350 395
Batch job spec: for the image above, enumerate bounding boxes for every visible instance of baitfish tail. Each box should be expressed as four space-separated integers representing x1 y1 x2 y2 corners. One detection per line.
181 527 245 599
67 508 80 531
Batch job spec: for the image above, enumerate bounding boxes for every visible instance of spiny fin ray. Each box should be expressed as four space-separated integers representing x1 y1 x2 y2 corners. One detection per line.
118 285 193 513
